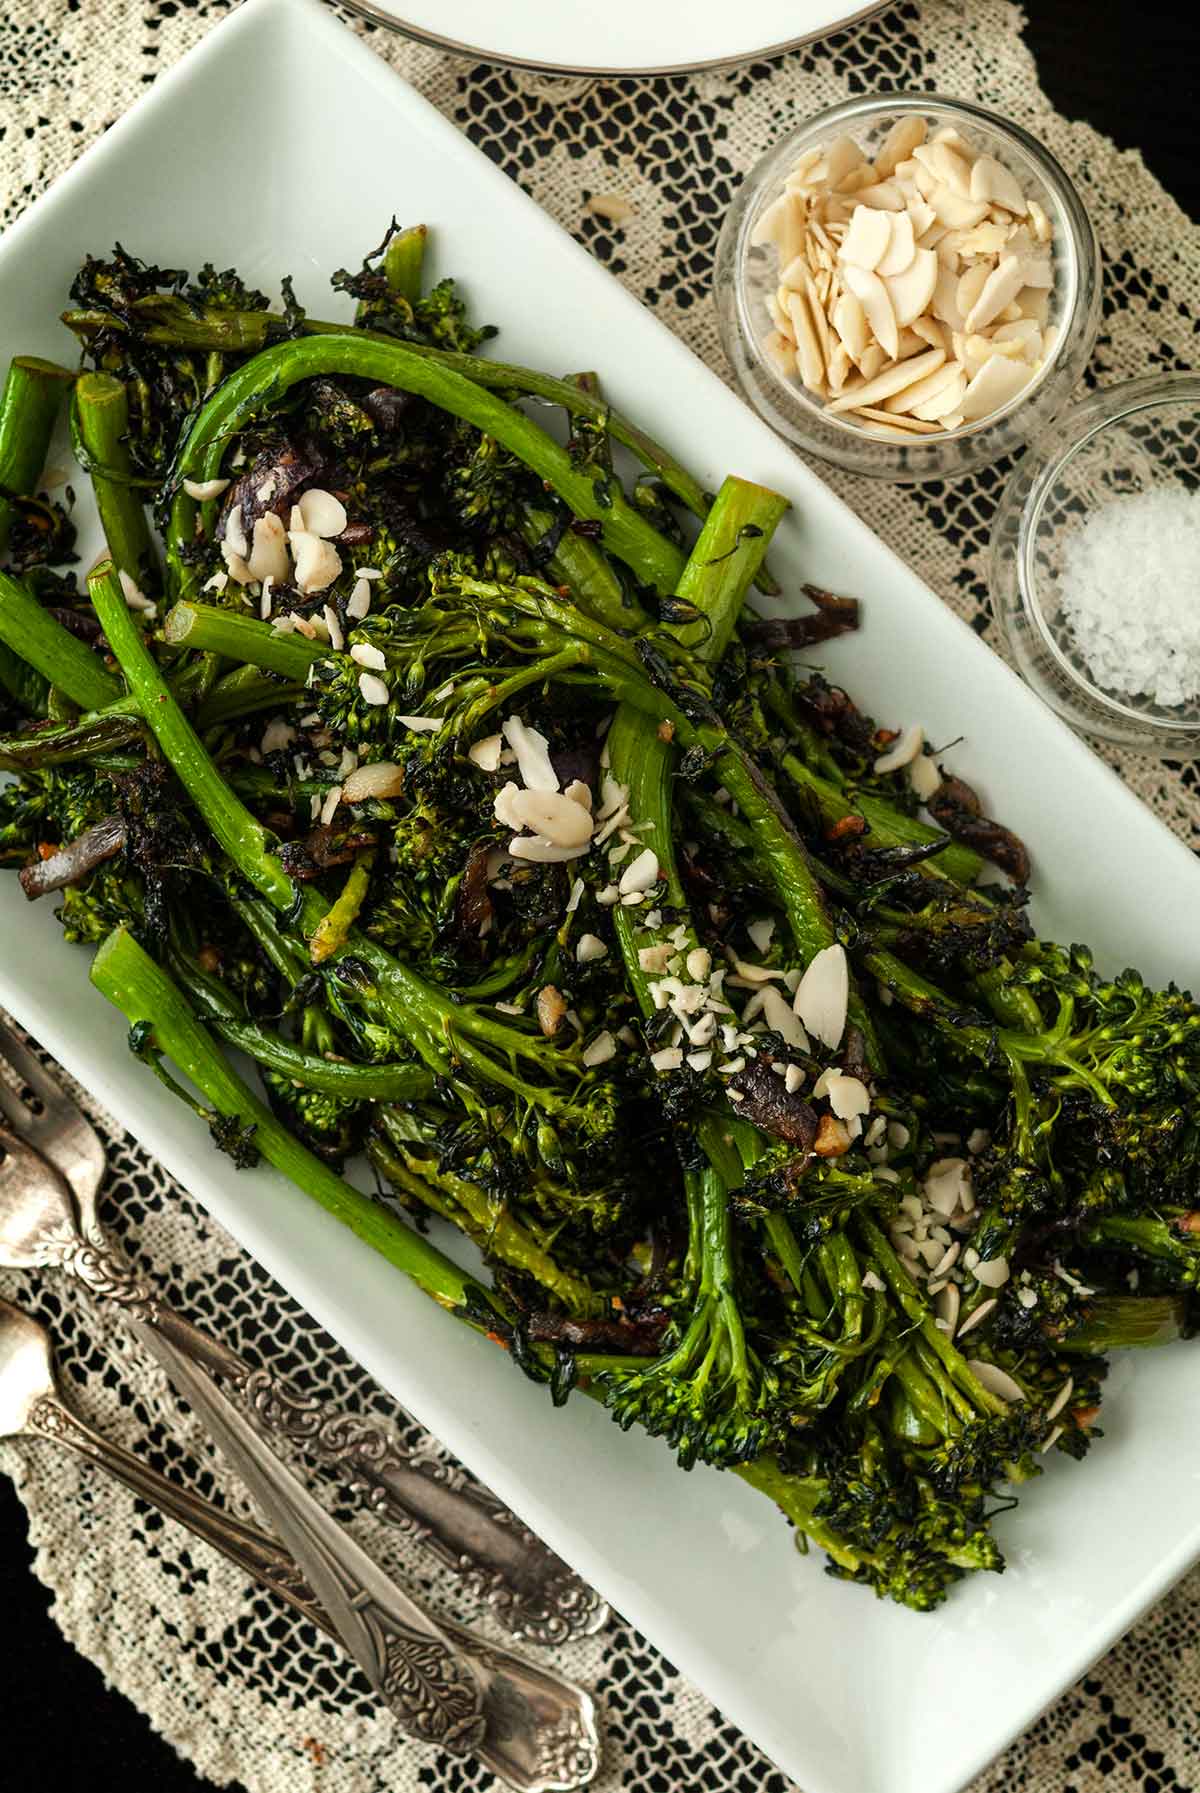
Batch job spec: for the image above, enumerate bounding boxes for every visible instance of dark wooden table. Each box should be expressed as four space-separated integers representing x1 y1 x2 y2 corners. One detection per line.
1 6 1196 1789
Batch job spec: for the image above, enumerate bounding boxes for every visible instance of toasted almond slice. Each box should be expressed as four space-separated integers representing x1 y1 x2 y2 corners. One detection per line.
959 352 1034 420
906 197 936 237
826 346 945 414
846 407 939 430
854 415 941 441
882 246 938 327
874 114 927 179
827 342 852 392
1027 197 1051 242
1017 286 1051 327
824 134 868 186
911 315 946 352
767 290 793 340
750 192 791 248
895 327 928 359
957 262 990 319
932 124 974 153
841 265 900 360
969 153 1028 215
763 330 797 378
858 341 886 380
838 164 879 196
929 186 990 230
931 264 965 330
882 359 963 414
912 140 973 199
963 253 1025 332
876 210 916 277
840 204 893 271
853 179 906 212
831 289 871 364
785 290 825 390
801 268 833 366
993 319 1044 362
1020 254 1053 289
911 367 967 421
956 220 1013 257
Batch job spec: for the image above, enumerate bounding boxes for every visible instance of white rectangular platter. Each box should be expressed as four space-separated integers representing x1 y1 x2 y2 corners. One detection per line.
1 3 1198 1788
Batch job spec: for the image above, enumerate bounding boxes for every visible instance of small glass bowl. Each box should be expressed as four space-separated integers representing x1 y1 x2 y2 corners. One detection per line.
992 373 1200 754
714 93 1101 482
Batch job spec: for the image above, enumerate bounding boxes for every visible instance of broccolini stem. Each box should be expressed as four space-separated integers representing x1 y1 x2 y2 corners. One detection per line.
89 562 294 907
0 571 123 712
777 748 983 886
518 502 647 634
1058 1294 1186 1352
371 1110 602 1316
382 222 427 304
0 711 144 771
73 372 161 593
162 601 328 680
1079 1213 1200 1282
195 666 309 730
168 335 686 600
671 476 788 661
213 1022 434 1102
0 355 75 554
89 926 499 1316
309 850 376 964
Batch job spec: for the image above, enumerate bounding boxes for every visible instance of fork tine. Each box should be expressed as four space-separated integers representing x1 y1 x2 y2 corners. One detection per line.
0 1017 78 1124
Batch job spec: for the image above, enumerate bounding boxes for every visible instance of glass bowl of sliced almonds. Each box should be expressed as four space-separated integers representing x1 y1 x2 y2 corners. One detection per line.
714 93 1101 481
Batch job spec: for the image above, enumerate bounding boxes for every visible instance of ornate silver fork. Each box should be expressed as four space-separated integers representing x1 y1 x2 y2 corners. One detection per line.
0 1295 600 1793
0 1016 605 1645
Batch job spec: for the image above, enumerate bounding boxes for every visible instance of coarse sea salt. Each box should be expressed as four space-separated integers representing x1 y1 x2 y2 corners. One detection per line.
1057 488 1200 708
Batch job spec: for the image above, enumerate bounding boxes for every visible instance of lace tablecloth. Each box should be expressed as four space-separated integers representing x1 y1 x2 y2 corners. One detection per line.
3 2 1200 1789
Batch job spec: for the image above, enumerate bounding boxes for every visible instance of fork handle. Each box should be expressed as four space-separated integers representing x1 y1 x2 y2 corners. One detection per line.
69 1232 604 1645
25 1392 332 1628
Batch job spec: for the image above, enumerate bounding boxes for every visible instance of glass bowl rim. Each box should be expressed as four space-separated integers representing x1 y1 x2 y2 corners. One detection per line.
729 89 1094 450
1015 370 1200 737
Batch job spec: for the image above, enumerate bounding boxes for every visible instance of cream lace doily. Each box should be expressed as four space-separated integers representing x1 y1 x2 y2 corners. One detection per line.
2 2 1200 1790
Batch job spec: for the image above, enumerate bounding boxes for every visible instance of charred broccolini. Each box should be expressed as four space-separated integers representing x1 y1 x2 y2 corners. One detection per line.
0 223 1198 1612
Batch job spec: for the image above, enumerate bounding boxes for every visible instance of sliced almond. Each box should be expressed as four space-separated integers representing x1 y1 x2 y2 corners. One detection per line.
827 346 945 414
827 342 852 392
1017 286 1051 327
911 315 946 352
882 246 938 327
925 263 961 331
1020 254 1053 289
851 407 941 434
840 265 900 360
853 179 906 212
823 135 868 186
956 262 991 320
858 341 886 380
992 318 1044 361
963 253 1025 332
763 331 797 378
959 352 1034 420
929 186 990 230
801 267 833 366
906 197 936 238
1027 197 1051 242
910 367 966 421
876 210 916 278
931 125 974 153
751 192 792 248
837 164 879 196
935 236 961 274
1042 323 1059 359
786 289 826 392
779 253 809 290
873 114 927 179
917 220 950 251
767 289 793 340
912 140 973 199
883 359 964 414
956 220 1013 258
969 153 1028 215
840 203 893 271
831 289 871 364
907 157 939 201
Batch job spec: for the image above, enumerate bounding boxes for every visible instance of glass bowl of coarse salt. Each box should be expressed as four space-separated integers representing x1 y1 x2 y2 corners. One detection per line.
992 373 1200 752
714 94 1100 482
